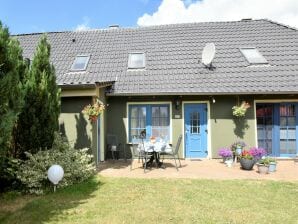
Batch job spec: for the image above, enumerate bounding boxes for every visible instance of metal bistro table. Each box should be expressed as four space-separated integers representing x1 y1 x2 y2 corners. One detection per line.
140 140 168 168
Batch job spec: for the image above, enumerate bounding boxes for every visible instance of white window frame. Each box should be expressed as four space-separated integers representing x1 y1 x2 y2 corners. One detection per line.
70 55 90 71
240 48 268 64
126 102 172 143
128 52 146 69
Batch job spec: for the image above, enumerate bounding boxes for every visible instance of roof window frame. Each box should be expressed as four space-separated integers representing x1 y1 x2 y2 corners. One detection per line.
128 52 146 69
240 47 268 65
70 54 90 71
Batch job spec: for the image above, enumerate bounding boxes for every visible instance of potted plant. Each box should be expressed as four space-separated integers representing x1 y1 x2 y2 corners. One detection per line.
268 157 277 172
256 157 270 174
232 101 250 117
218 148 233 163
82 100 105 123
249 147 267 162
239 150 255 170
231 141 246 162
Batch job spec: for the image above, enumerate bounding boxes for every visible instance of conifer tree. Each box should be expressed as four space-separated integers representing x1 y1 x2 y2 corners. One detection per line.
15 35 60 154
0 22 26 189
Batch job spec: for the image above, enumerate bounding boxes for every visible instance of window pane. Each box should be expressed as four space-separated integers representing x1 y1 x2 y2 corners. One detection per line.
240 48 268 64
288 117 296 126
256 104 273 155
151 105 170 139
130 106 146 140
190 111 200 134
128 53 145 68
71 56 89 70
280 117 287 126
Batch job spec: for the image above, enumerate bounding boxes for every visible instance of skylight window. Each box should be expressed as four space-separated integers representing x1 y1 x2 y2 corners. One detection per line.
128 53 145 69
240 48 268 64
71 55 90 71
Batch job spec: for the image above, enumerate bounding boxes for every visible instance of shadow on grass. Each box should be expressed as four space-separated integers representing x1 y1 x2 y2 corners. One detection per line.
0 176 102 224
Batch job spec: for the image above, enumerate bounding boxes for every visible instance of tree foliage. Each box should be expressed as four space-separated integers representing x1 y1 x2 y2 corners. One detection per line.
15 35 61 155
0 22 26 190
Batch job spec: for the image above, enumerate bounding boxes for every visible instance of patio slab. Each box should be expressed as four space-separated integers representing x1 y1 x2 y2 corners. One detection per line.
97 159 298 181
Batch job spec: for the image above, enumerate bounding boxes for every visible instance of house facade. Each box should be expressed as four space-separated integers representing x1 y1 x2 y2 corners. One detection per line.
16 19 298 163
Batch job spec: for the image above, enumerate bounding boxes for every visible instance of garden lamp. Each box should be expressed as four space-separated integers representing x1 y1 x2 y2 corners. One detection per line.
47 164 64 192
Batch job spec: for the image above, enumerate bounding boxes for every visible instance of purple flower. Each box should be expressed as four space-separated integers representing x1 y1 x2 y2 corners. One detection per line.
218 148 233 158
249 147 267 159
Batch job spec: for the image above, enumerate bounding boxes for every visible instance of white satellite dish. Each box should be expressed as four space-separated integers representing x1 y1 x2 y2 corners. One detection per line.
202 43 216 67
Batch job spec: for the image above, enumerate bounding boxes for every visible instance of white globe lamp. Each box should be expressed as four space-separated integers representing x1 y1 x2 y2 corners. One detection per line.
47 164 64 192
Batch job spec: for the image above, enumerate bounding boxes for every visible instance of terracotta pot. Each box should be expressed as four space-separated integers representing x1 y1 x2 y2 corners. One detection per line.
240 158 255 170
89 115 98 122
257 164 269 174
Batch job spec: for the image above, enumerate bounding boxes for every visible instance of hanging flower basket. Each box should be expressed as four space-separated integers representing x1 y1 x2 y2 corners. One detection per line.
82 100 105 123
232 101 250 117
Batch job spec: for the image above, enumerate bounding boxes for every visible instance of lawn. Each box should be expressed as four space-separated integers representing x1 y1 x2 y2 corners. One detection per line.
1 176 298 224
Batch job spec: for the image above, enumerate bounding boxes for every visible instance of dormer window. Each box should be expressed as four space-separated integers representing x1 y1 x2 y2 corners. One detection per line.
71 55 90 71
128 53 145 69
240 48 268 64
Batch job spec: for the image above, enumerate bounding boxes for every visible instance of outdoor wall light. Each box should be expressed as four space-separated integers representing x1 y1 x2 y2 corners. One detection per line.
210 96 216 103
175 98 181 110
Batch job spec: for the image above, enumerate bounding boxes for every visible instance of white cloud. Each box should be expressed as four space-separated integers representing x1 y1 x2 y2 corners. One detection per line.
137 0 298 28
75 16 92 31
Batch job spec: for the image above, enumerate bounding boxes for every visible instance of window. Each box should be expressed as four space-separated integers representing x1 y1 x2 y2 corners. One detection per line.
128 104 170 141
240 48 268 64
256 103 298 157
71 55 90 71
128 53 145 69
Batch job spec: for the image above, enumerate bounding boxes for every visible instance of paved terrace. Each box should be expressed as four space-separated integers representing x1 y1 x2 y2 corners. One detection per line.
98 159 298 181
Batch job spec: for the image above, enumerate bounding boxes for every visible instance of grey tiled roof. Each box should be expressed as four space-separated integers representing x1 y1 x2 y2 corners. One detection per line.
16 19 298 95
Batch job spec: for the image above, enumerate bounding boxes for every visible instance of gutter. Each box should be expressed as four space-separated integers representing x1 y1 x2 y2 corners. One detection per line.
107 91 298 96
59 83 96 89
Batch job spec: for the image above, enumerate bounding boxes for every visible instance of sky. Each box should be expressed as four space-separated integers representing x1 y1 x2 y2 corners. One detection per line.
0 0 297 34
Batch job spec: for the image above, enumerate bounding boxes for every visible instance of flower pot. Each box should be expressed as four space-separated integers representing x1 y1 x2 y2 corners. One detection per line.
269 162 277 172
225 159 233 168
236 147 242 155
240 158 255 170
257 164 269 174
223 157 232 163
89 115 98 123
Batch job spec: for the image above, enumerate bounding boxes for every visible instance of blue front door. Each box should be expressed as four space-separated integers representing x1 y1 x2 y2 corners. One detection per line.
184 103 208 158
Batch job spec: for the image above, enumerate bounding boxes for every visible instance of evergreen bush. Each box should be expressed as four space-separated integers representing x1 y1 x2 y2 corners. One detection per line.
17 133 96 195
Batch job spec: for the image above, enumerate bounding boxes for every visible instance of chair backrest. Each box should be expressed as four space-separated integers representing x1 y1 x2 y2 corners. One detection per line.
174 134 183 155
131 143 140 157
107 134 118 145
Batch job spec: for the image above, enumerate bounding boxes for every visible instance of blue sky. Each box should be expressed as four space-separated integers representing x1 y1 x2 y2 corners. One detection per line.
1 0 297 34
0 0 162 34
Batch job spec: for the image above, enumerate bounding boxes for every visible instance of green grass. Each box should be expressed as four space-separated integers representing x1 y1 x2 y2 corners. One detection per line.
1 176 298 224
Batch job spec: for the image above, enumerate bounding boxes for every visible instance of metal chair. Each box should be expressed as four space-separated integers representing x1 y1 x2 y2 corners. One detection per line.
130 136 153 173
160 134 182 171
106 134 125 160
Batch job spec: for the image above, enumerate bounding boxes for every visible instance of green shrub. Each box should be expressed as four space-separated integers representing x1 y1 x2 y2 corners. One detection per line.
0 157 21 191
17 133 96 194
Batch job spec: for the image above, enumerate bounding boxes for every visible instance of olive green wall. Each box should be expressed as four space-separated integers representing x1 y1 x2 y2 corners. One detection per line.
59 97 93 151
106 94 298 159
209 95 256 158
60 93 297 161
106 95 257 159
